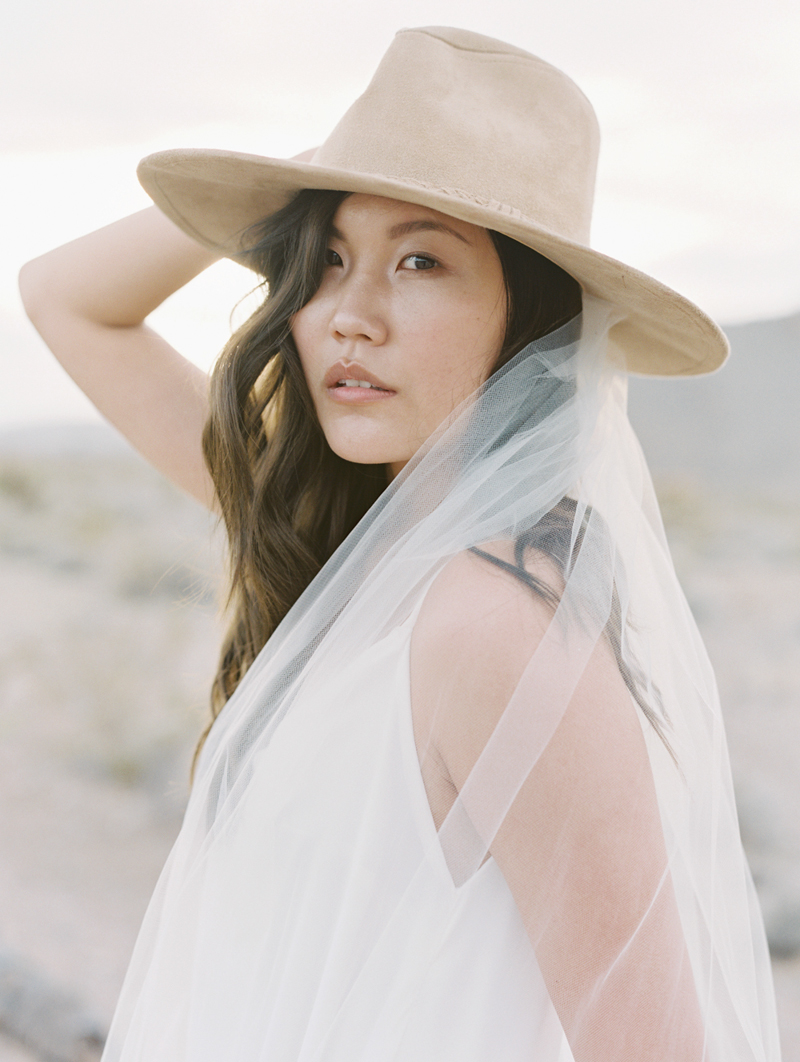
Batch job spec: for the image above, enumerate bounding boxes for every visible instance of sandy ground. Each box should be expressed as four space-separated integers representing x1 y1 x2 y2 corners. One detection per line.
0 448 797 1058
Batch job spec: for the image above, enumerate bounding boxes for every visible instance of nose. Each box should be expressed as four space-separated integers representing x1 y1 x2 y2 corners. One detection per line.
330 273 388 346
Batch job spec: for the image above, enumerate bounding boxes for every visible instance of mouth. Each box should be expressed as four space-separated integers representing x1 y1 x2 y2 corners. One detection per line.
334 378 390 391
323 361 395 396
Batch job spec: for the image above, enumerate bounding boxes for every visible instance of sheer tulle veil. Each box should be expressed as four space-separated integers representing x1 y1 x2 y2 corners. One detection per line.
102 297 780 1060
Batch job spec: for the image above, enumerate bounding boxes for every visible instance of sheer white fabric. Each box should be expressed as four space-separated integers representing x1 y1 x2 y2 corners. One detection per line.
102 298 780 1061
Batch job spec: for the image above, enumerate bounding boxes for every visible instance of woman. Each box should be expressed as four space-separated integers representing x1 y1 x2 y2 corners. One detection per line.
19 27 780 1062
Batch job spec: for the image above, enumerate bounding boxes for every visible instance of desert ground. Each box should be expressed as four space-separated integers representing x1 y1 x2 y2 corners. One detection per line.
0 435 797 1059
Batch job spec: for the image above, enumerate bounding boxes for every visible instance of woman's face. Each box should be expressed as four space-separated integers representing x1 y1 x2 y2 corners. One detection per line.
291 194 507 478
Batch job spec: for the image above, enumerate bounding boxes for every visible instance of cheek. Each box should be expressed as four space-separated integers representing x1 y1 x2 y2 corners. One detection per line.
409 330 501 440
429 306 505 393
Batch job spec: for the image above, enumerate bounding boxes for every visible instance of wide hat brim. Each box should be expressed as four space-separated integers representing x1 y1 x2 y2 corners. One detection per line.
138 28 728 377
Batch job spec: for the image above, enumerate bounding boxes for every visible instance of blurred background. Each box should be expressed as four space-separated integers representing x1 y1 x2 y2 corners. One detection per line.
1 0 798 1057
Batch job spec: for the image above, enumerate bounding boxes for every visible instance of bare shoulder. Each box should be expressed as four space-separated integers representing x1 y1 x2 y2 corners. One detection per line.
410 540 641 786
413 541 560 661
410 544 562 750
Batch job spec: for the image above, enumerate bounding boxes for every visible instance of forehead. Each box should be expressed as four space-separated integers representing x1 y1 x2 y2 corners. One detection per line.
330 193 490 246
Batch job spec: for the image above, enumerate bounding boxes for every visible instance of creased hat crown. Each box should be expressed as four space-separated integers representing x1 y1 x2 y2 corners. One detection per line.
314 28 600 244
138 26 729 376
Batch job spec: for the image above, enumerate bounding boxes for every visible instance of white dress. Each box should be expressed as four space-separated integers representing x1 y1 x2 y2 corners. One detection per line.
131 611 572 1061
105 309 780 1059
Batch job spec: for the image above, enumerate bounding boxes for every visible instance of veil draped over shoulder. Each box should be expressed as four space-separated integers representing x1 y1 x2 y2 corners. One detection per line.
102 298 780 1061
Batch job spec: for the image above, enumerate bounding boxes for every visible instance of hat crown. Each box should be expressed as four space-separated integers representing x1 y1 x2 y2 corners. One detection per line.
313 27 600 243
137 26 729 376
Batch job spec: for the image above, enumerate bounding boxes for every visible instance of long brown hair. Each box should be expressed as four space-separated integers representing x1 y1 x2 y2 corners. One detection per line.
198 190 582 760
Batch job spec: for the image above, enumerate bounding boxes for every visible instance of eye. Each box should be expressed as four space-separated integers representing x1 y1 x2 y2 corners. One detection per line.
324 248 343 266
402 253 438 271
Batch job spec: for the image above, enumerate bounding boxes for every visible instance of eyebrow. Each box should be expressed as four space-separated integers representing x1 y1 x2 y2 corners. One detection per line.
329 219 472 245
387 219 471 244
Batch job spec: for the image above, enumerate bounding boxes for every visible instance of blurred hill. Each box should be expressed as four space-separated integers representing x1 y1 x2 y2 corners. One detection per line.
629 309 800 488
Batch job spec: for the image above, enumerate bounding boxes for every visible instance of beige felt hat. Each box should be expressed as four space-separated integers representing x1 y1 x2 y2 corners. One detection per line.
138 26 728 377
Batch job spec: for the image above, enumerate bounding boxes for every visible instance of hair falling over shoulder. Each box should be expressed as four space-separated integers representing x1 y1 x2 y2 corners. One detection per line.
199 190 384 765
197 189 583 769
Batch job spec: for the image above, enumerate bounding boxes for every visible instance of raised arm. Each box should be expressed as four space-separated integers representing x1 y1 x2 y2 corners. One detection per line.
410 548 706 1061
18 207 223 508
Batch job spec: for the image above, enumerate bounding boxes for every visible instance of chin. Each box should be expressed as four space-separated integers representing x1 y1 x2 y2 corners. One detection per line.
329 442 410 470
324 427 413 470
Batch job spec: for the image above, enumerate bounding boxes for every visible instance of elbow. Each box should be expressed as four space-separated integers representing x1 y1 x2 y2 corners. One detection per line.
18 258 47 326
18 255 68 337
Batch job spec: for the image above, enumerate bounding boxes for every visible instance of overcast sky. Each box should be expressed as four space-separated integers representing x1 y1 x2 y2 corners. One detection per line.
2 0 799 425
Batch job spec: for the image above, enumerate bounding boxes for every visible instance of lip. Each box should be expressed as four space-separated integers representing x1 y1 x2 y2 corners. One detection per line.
323 360 396 395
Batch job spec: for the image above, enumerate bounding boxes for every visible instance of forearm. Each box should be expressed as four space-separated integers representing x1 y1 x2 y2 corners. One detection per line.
18 207 224 507
19 206 222 329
